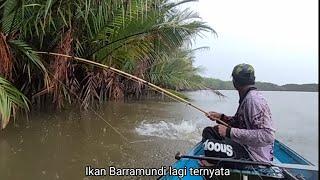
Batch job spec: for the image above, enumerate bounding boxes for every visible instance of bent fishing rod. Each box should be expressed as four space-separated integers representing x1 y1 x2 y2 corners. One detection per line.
35 51 230 127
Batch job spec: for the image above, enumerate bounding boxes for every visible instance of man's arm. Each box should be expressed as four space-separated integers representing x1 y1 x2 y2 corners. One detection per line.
217 114 239 128
230 128 275 147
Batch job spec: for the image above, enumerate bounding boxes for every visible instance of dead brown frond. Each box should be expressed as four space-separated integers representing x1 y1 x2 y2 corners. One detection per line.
95 69 110 101
0 33 13 80
111 76 125 101
102 70 124 101
80 71 100 110
131 58 151 96
49 29 73 108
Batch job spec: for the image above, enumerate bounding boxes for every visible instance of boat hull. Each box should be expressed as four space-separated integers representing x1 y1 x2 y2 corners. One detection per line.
159 140 318 180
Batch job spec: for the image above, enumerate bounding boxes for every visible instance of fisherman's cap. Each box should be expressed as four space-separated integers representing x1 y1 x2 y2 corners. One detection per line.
232 63 255 85
232 63 254 77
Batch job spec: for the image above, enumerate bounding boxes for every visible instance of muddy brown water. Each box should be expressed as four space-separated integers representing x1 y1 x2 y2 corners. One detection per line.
0 90 318 179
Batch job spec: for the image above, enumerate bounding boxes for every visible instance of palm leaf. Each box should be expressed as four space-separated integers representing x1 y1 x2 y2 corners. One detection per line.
9 40 48 74
0 76 29 129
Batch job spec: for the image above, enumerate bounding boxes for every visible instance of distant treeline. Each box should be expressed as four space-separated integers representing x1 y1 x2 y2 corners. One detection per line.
200 78 318 92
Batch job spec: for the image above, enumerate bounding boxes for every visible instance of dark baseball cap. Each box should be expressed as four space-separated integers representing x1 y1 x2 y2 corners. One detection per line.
231 63 255 86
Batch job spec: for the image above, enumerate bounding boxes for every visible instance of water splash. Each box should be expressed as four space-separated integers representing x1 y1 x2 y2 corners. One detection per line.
135 120 205 143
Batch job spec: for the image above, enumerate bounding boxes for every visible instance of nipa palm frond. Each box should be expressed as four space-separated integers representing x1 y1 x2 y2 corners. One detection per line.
8 39 48 74
0 76 29 129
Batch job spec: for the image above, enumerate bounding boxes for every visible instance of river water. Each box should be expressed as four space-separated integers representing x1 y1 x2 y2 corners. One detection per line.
0 90 318 179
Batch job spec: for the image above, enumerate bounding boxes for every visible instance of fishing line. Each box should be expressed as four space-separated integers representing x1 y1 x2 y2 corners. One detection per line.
41 70 130 143
48 73 162 144
39 57 159 145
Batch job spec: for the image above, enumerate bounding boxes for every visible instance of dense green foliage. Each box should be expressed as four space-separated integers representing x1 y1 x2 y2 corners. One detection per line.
0 0 215 128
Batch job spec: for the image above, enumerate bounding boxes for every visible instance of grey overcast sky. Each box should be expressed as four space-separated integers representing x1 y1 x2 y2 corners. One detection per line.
184 0 318 85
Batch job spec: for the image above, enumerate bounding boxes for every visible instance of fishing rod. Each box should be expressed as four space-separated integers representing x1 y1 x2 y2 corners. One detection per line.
35 51 230 127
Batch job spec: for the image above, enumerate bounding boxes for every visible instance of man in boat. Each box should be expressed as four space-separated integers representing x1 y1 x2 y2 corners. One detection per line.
202 63 275 164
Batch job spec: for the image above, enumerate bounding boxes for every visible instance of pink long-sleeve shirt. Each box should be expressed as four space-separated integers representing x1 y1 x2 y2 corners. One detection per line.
223 89 275 162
